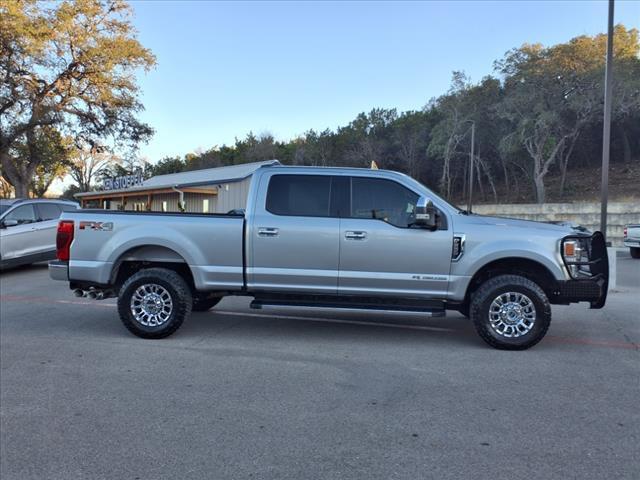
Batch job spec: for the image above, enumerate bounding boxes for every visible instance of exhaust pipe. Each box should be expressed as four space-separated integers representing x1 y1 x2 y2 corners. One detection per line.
75 288 114 300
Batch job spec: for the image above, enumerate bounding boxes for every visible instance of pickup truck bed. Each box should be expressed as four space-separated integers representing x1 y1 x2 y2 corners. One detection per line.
52 210 246 291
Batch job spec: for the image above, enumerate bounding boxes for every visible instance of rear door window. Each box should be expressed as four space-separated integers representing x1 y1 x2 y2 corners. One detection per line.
36 203 62 221
266 175 331 217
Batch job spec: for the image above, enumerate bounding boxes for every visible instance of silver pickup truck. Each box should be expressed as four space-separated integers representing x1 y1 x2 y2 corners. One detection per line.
49 165 608 350
624 224 640 258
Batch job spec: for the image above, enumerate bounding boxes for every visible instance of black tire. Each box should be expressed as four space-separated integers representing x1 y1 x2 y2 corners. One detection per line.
117 267 192 339
192 296 222 312
470 274 551 350
631 247 640 259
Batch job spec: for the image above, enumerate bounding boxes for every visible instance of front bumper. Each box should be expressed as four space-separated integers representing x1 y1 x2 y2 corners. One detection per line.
49 260 69 281
557 231 608 309
555 277 607 308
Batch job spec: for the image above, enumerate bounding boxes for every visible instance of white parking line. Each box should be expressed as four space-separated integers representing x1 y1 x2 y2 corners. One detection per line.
57 299 116 308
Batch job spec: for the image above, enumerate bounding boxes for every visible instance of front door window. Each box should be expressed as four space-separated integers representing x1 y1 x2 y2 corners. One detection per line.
351 177 419 228
4 205 37 225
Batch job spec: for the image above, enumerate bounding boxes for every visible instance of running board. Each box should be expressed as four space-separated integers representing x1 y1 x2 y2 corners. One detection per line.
249 294 446 317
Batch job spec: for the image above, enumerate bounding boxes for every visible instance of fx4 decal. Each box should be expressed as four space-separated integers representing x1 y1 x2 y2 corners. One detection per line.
79 221 113 231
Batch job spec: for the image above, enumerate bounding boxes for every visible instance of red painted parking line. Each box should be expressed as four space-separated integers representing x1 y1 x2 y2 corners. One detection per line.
1 294 637 350
546 335 638 350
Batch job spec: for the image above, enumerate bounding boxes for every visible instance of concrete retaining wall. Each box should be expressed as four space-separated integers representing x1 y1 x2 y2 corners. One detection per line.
468 202 640 247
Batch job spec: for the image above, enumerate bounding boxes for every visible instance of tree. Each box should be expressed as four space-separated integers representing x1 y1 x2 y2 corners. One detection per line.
495 26 640 202
305 129 335 167
244 132 278 162
28 127 71 197
61 183 82 201
343 109 397 168
0 0 155 197
147 156 186 177
496 44 576 203
4 125 70 197
68 144 120 192
392 111 427 180
427 72 475 199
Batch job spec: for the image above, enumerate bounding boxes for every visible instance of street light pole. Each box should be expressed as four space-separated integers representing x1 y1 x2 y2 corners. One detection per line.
467 121 475 213
600 0 614 241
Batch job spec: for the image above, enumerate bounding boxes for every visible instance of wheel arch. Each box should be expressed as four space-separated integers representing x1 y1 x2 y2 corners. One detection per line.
463 257 559 308
110 245 196 291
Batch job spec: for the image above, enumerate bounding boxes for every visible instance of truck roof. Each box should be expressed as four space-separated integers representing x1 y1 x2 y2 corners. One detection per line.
265 164 407 176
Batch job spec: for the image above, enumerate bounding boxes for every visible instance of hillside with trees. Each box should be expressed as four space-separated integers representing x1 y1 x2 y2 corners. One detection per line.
139 25 639 205
1 1 638 205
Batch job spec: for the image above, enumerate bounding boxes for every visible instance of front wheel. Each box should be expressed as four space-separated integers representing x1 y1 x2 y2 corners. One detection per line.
470 275 551 350
631 247 640 259
117 268 193 339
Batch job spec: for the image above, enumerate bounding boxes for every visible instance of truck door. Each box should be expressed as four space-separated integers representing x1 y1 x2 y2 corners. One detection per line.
247 173 342 294
338 176 453 298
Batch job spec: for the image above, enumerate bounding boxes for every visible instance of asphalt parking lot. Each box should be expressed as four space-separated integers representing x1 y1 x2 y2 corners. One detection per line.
1 252 638 480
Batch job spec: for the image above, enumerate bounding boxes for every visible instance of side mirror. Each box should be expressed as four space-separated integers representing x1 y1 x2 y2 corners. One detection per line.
1 219 18 228
415 197 438 229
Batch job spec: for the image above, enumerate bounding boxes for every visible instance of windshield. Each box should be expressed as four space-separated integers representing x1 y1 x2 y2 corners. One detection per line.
0 204 11 216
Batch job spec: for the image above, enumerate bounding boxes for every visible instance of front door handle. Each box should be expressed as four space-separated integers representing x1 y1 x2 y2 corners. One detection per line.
258 227 279 237
345 231 367 240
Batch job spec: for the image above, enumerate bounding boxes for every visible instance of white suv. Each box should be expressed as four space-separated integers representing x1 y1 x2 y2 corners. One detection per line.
0 199 80 269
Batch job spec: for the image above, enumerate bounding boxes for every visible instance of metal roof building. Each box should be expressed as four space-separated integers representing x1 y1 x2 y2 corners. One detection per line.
76 160 279 213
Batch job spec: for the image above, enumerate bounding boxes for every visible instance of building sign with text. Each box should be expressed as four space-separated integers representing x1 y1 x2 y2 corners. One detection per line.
103 172 144 191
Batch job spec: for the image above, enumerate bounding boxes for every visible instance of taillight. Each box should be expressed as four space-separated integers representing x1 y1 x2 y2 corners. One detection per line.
623 227 627 239
56 220 74 261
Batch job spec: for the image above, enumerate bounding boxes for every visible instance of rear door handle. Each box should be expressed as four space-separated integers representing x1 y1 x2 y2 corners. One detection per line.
258 227 279 237
345 231 367 240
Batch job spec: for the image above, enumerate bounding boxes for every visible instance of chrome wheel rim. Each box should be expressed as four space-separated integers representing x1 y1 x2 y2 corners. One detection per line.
130 283 173 327
488 292 536 338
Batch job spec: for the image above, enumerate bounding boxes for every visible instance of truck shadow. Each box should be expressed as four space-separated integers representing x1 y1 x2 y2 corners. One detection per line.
183 307 483 349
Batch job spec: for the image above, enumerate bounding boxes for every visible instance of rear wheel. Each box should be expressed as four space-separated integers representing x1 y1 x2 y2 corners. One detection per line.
470 274 551 350
117 268 192 339
630 247 640 259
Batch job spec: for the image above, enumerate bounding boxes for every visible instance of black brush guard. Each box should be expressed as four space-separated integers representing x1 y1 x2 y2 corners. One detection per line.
557 231 609 309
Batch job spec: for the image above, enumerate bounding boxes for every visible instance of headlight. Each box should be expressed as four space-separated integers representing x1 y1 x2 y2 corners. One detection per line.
562 237 592 278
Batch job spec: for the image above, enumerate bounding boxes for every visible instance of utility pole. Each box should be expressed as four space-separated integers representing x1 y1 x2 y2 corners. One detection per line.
467 122 475 213
600 0 614 241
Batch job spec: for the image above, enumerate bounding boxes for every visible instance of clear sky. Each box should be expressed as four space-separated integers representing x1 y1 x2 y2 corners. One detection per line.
130 0 640 163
